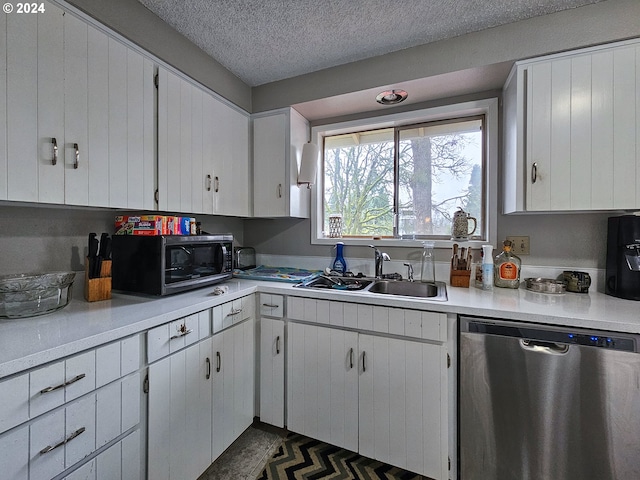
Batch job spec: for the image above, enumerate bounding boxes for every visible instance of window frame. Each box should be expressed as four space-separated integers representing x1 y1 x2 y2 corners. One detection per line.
310 98 498 249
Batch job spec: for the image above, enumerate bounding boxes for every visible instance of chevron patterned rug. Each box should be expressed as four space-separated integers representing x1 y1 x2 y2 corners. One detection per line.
256 433 427 480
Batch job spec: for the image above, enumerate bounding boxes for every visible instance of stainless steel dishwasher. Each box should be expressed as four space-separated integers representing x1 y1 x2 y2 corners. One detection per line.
459 316 640 480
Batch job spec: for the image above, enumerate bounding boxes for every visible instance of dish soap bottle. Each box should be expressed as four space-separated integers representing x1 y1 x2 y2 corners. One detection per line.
481 245 494 290
332 242 347 274
494 239 521 288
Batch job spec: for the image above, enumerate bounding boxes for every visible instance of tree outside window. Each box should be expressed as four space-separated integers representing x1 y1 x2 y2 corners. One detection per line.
323 116 484 240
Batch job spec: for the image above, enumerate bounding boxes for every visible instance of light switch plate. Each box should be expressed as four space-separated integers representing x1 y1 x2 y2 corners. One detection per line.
506 236 530 255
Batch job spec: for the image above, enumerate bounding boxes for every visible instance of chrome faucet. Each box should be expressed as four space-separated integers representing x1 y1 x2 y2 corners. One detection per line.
369 245 390 278
404 263 414 282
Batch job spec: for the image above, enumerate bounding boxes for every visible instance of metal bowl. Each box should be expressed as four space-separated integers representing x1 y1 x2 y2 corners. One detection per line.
524 277 566 294
0 272 76 318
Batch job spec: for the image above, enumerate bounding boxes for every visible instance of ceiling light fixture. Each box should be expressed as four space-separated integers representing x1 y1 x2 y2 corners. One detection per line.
376 89 408 105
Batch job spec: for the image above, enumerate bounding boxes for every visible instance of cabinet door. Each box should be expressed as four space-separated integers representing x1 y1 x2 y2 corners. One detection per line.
525 43 640 211
260 318 285 427
63 12 89 206
287 322 358 451
253 113 287 217
6 5 45 202
358 334 446 479
214 102 250 216
0 425 29 480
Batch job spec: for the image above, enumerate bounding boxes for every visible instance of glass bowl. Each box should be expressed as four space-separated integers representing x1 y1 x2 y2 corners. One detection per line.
0 271 76 318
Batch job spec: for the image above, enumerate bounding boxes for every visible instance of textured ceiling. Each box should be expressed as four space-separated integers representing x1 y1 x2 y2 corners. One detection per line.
137 0 604 87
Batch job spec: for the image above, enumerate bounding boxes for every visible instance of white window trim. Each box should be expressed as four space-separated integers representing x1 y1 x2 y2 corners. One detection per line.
310 98 499 249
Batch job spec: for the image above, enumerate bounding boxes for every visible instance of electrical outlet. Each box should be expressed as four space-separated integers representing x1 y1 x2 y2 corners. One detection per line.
506 236 530 255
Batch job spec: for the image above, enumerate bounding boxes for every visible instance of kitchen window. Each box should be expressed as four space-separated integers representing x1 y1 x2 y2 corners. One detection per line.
311 98 498 247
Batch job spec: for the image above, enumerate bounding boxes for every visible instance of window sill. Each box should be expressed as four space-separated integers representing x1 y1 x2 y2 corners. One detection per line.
312 236 489 249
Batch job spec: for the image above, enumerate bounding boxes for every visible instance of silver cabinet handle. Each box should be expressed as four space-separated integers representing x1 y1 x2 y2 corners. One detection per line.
40 427 85 454
73 143 79 169
362 351 366 372
40 373 86 394
349 348 354 369
206 174 212 192
216 351 221 372
276 336 281 355
531 162 538 184
277 184 282 198
205 357 211 379
214 176 220 193
227 308 243 317
51 138 58 165
262 303 279 308
170 323 193 340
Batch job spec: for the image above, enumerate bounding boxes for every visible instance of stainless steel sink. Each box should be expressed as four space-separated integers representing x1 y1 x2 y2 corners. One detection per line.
365 280 448 301
294 275 374 291
294 275 447 301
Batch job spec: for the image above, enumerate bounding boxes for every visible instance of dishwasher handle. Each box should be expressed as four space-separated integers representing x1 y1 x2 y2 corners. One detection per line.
521 339 569 355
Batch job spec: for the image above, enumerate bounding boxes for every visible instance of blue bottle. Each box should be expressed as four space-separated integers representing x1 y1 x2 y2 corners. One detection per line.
332 242 347 274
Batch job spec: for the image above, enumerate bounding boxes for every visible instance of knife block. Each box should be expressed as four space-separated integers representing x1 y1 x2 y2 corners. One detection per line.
84 258 112 302
450 268 471 288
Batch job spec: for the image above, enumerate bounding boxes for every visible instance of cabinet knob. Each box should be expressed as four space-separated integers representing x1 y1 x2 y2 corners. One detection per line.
206 174 212 192
276 336 281 355
214 176 220 193
531 162 538 184
277 184 282 198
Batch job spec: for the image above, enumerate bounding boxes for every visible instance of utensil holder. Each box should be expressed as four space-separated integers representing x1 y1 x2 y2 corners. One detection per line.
84 258 112 302
450 269 471 288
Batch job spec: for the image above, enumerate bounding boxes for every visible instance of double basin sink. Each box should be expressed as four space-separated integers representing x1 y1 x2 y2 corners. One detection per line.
295 275 448 301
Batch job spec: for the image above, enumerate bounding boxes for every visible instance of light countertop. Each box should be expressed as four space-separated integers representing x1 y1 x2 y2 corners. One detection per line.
1 278 638 379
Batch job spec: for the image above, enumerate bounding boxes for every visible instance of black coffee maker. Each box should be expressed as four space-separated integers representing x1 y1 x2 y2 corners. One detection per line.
606 215 640 300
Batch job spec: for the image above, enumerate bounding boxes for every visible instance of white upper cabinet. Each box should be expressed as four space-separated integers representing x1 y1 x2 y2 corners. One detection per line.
2 1 154 208
253 107 310 218
158 66 251 216
503 38 640 213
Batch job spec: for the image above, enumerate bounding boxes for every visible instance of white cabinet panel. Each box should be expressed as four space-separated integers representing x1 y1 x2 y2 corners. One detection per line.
259 318 285 427
63 12 89 206
87 26 110 207
504 39 640 212
96 382 121 449
6 10 38 201
30 360 66 418
0 425 29 480
37 2 65 204
0 372 29 434
253 108 310 218
96 440 121 480
65 395 96 469
96 343 120 388
107 38 128 208
0 13 6 200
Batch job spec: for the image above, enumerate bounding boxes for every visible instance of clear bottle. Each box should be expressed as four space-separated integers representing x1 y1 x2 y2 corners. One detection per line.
494 239 522 288
332 242 347 274
481 245 494 290
420 241 436 283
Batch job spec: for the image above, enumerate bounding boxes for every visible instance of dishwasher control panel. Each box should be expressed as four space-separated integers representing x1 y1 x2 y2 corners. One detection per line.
465 319 637 353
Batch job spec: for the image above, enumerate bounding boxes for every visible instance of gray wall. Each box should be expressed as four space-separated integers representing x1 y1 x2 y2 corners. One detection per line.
253 0 640 111
244 212 611 270
0 205 244 275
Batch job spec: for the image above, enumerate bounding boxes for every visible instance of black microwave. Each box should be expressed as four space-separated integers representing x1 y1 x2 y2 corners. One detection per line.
112 234 233 295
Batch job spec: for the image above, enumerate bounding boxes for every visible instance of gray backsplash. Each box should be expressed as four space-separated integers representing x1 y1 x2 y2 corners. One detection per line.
0 205 244 275
0 203 617 276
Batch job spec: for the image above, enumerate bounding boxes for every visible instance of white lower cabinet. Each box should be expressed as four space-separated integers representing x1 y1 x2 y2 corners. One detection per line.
286 300 449 480
147 306 255 480
0 334 142 480
147 340 212 480
259 318 285 428
211 319 255 461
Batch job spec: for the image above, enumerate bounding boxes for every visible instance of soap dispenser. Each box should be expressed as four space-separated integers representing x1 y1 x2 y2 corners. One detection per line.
332 242 347 274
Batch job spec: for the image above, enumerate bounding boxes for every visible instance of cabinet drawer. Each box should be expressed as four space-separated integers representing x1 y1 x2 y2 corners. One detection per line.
0 372 29 435
0 424 29 480
30 350 96 419
30 395 96 480
259 294 284 318
147 313 201 363
212 294 254 332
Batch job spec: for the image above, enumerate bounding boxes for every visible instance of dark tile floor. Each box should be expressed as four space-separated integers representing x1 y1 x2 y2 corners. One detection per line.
198 422 287 480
